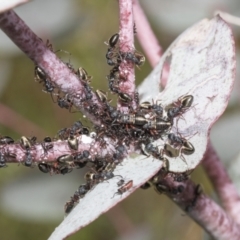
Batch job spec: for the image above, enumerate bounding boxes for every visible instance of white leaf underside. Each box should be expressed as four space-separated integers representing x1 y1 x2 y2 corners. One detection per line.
0 0 29 14
49 16 235 240
139 15 235 172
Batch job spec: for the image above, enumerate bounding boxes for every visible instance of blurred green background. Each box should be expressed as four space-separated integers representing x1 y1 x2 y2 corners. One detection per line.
1 0 240 239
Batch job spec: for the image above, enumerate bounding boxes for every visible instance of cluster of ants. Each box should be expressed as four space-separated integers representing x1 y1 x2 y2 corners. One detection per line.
0 33 196 214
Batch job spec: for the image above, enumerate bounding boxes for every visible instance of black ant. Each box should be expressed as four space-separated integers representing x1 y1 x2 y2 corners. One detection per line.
41 137 53 157
167 95 194 121
0 153 7 168
34 66 56 101
0 136 14 145
67 135 78 151
19 136 36 167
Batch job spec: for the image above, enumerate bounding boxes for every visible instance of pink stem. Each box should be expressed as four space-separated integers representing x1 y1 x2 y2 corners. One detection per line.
155 173 240 240
133 0 162 68
3 136 118 164
202 142 240 225
131 3 240 235
0 10 102 124
132 0 169 88
118 0 136 111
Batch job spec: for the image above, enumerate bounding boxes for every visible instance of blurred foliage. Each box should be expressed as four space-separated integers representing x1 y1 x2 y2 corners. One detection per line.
0 0 220 239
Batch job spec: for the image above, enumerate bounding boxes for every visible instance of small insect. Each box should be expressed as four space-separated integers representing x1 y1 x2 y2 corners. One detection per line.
167 107 183 121
168 185 185 195
0 153 7 168
167 95 194 120
20 136 36 149
82 127 90 135
57 154 74 164
38 162 50 173
154 183 169 195
116 145 125 155
0 136 14 145
179 95 194 108
5 152 16 161
96 89 108 103
144 143 162 159
134 52 145 66
140 182 151 190
59 166 73 175
84 170 100 186
140 143 150 157
152 104 163 116
24 149 33 167
41 137 53 155
65 190 82 214
45 39 54 51
105 33 120 66
121 51 145 66
106 56 120 66
112 180 133 198
94 158 108 171
117 179 125 187
118 114 147 126
43 79 55 94
112 145 126 161
167 134 195 156
57 128 70 140
143 119 172 132
135 115 148 125
78 184 90 197
108 79 119 93
118 114 135 124
64 200 75 214
163 142 193 166
34 66 47 82
109 66 120 79
133 23 137 34
67 135 78 151
73 150 90 164
140 101 152 109
77 67 92 84
118 92 132 103
57 94 73 111
34 66 55 96
185 184 202 212
84 84 93 100
163 144 180 158
100 170 116 181
168 133 184 146
65 62 75 73
75 161 88 169
172 172 190 182
71 121 83 135
108 33 119 48
181 141 195 155
20 136 31 149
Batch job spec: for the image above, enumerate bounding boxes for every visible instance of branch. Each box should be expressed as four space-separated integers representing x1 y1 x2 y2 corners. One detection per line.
2 134 124 163
133 0 162 68
202 142 240 225
0 10 104 125
153 171 240 240
136 11 239 239
118 0 136 111
132 0 169 88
